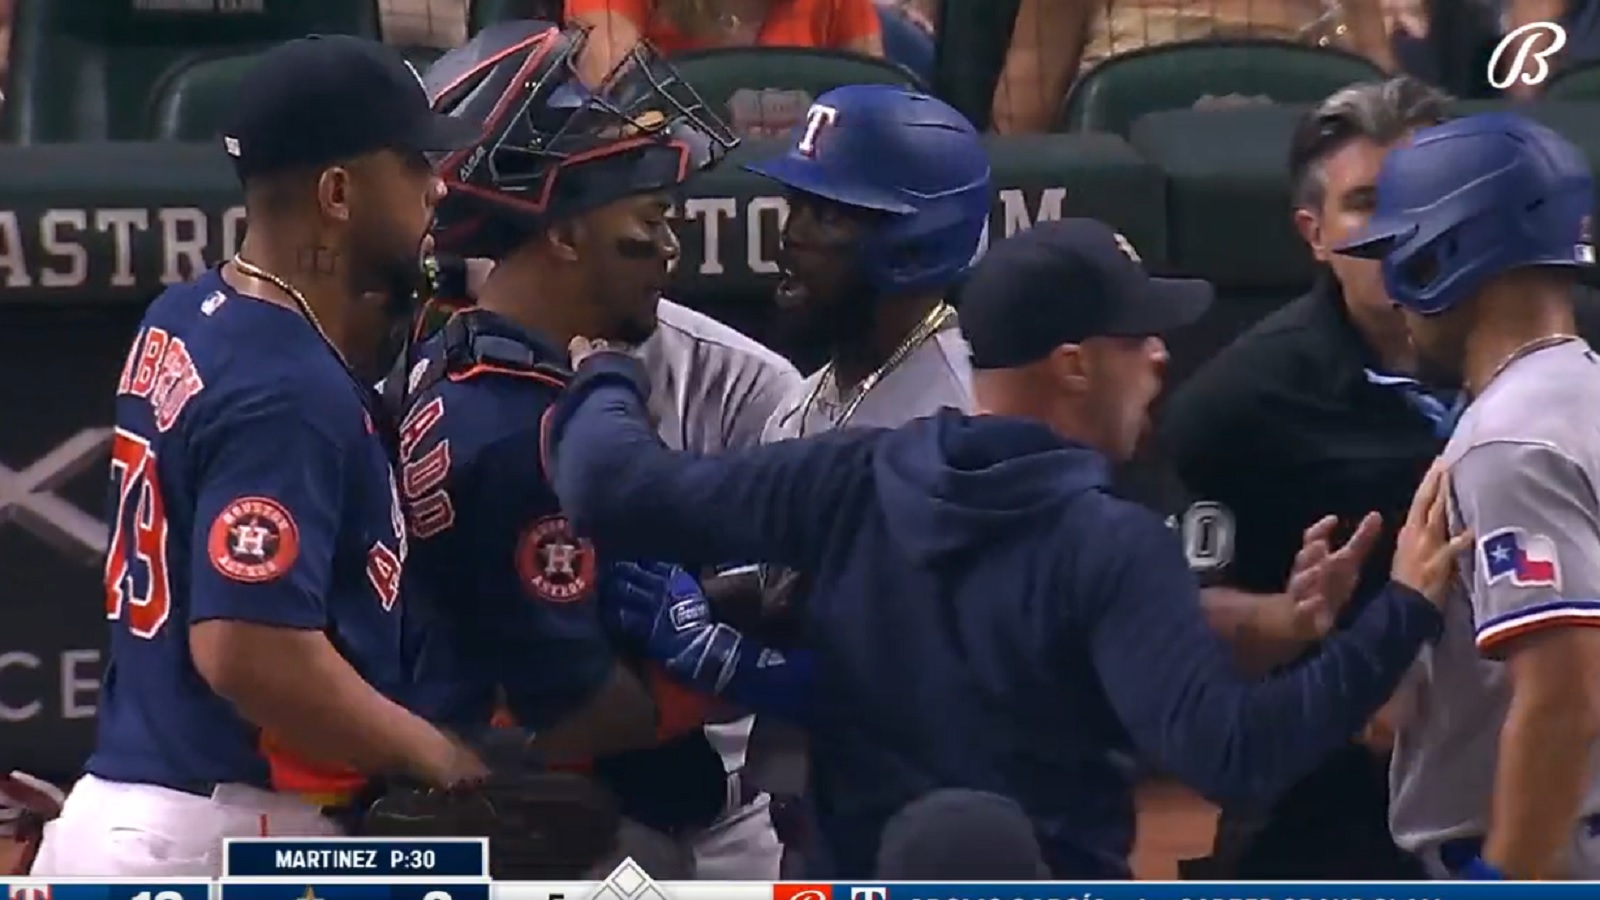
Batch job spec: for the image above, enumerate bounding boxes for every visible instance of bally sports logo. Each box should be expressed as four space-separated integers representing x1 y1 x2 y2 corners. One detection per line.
1488 20 1568 90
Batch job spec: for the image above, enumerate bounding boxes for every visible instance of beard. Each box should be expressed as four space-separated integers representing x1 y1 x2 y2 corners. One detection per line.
1413 347 1464 391
780 277 878 358
345 229 430 380
609 315 659 347
1408 323 1465 390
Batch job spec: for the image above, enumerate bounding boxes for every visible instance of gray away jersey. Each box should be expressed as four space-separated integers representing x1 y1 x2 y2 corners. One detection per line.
640 299 803 454
1390 339 1600 862
761 327 975 441
636 299 803 775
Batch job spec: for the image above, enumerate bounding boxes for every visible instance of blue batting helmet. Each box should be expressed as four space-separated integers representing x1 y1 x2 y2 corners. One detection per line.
744 84 992 296
1336 112 1595 315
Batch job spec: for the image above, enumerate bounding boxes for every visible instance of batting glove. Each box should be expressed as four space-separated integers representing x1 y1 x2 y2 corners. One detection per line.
603 561 815 723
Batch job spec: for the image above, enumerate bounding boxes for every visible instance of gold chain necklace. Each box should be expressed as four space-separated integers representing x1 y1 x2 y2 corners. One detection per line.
1479 332 1579 396
231 254 351 368
797 301 955 437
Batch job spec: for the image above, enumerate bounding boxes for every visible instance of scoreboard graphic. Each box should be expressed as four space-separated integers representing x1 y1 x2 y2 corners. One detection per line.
9 839 1600 900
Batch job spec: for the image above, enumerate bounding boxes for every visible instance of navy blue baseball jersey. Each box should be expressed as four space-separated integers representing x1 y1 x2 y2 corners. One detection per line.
547 353 1448 878
395 312 610 731
87 270 409 792
396 310 728 832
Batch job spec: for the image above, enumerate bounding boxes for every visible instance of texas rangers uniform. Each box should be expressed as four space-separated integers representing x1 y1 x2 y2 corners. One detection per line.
1390 338 1600 876
638 299 803 879
746 321 973 800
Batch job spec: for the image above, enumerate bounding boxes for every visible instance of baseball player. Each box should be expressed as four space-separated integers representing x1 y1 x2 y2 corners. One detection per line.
1336 112 1600 879
30 36 486 876
390 21 790 878
605 84 990 871
546 218 1469 878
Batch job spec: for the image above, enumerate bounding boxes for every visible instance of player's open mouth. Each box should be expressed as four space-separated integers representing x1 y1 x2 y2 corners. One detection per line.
775 271 808 309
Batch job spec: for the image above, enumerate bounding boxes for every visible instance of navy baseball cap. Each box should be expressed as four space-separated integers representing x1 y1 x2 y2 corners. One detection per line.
223 34 479 179
961 219 1213 370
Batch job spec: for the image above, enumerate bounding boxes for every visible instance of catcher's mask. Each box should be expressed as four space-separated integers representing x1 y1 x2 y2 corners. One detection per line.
423 20 739 260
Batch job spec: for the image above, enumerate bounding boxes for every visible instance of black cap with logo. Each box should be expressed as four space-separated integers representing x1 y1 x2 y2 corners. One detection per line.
222 34 479 179
960 219 1214 370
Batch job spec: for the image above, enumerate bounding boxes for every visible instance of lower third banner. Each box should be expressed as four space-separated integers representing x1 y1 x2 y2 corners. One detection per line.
488 880 1600 900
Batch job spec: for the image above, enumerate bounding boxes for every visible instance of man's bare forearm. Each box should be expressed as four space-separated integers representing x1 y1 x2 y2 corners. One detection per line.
192 621 452 779
1484 686 1597 877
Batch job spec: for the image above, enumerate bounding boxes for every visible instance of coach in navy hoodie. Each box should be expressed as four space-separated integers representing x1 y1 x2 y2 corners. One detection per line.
544 219 1460 879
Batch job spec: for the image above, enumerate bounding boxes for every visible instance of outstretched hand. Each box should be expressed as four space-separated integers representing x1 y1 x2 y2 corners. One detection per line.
1283 511 1385 640
1392 460 1474 606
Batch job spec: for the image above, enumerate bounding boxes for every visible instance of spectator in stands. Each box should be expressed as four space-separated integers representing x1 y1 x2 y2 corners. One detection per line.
378 0 562 50
989 0 1398 133
379 0 471 49
566 0 885 87
1159 76 1452 880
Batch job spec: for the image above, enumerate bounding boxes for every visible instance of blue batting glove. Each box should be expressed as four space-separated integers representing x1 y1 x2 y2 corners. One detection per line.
601 560 700 646
601 561 815 723
1458 857 1505 880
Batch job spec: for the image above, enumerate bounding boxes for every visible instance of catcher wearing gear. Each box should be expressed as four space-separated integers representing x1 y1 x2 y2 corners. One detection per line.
381 18 745 878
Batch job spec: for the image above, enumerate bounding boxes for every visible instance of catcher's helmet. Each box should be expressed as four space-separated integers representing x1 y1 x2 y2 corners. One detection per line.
422 20 738 259
1336 112 1595 315
744 84 992 296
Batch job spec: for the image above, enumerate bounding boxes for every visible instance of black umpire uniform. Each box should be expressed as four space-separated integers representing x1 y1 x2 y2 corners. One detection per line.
1157 274 1439 879
1158 274 1600 877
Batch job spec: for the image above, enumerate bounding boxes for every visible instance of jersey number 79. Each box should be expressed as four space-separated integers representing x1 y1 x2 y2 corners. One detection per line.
105 428 172 638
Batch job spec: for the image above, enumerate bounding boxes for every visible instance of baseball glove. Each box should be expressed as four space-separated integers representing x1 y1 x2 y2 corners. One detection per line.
359 771 621 879
2 770 65 875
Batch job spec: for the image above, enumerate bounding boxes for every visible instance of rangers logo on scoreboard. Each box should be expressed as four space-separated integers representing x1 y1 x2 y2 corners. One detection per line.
9 885 50 900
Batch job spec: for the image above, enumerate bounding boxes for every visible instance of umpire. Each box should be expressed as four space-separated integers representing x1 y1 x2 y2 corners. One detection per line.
1159 78 1600 878
542 218 1467 878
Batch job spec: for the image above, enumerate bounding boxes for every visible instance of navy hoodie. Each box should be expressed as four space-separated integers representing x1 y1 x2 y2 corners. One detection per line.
547 354 1444 878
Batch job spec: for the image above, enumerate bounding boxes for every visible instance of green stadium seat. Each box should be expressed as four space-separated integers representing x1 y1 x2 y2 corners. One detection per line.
469 0 562 34
670 47 923 136
1546 63 1600 100
148 44 448 142
1058 39 1384 136
2 0 381 142
147 53 260 143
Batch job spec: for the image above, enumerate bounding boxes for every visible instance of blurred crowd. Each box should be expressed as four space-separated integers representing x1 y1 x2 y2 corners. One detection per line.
0 0 1587 138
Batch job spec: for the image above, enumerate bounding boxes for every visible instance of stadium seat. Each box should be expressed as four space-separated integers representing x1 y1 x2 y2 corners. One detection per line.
1058 39 1385 136
670 47 924 136
1546 63 1600 100
148 44 448 142
2 0 381 142
147 53 261 143
469 0 562 34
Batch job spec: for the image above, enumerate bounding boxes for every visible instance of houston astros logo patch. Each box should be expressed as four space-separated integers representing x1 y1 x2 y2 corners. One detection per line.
514 515 596 602
208 496 300 583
